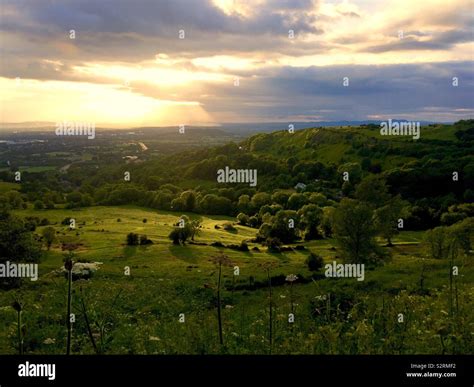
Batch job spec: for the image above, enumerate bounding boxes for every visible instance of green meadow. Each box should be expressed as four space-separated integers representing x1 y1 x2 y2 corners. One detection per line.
1 205 472 355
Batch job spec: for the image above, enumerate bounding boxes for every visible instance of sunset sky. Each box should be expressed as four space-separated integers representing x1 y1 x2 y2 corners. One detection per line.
0 0 473 127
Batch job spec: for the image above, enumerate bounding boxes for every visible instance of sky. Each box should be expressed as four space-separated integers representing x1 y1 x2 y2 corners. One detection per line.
0 0 473 127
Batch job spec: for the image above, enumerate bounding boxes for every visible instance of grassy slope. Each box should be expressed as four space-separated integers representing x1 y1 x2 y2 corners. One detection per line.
1 205 472 354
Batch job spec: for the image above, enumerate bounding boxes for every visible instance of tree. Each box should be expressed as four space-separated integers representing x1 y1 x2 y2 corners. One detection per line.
355 175 390 207
338 162 362 185
0 211 42 288
237 194 251 214
251 192 272 210
287 193 308 210
424 227 449 259
320 206 335 237
180 190 196 212
332 199 384 265
308 193 327 206
297 204 323 240
42 226 56 250
168 215 196 244
271 191 290 207
237 213 250 226
449 217 474 254
170 197 187 212
190 218 202 241
267 210 299 243
198 194 233 215
374 196 407 246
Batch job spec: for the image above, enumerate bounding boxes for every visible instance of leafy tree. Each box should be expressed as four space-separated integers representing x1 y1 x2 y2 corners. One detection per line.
271 191 290 207
320 206 335 237
180 190 196 211
338 162 362 184
265 237 282 253
41 226 56 250
448 217 474 255
237 213 250 226
332 199 384 265
374 196 407 246
308 193 327 206
168 215 200 244
237 194 251 214
287 193 308 210
355 175 390 208
297 204 323 240
198 194 233 215
171 197 187 211
251 192 272 210
424 227 449 259
258 210 299 243
0 211 42 288
190 218 202 241
6 191 23 209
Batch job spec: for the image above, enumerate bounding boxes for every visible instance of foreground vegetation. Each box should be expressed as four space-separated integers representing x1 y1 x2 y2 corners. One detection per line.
0 206 472 355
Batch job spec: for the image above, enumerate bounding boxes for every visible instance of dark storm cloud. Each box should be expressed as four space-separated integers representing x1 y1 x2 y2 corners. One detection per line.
154 61 473 121
0 0 322 63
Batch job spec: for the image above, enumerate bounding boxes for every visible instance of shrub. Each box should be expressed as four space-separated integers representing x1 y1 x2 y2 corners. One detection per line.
265 237 282 253
223 223 237 232
305 252 324 271
126 232 139 246
236 213 250 226
139 235 153 245
33 200 44 210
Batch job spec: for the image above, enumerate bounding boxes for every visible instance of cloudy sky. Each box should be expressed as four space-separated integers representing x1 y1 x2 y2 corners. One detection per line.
0 0 473 126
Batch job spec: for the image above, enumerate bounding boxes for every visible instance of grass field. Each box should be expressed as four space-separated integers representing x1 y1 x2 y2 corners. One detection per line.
0 205 472 355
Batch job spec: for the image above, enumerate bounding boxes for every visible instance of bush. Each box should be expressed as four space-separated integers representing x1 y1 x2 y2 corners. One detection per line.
424 227 449 259
126 232 139 246
237 213 250 226
33 200 44 210
139 235 153 245
265 237 282 253
223 223 237 232
239 241 249 251
61 217 72 226
305 252 324 271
